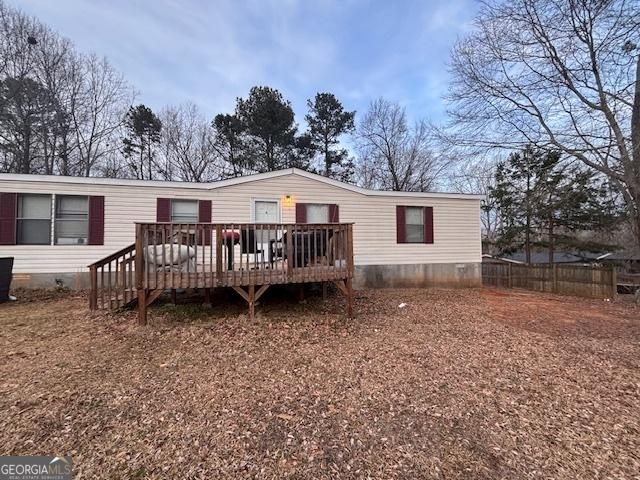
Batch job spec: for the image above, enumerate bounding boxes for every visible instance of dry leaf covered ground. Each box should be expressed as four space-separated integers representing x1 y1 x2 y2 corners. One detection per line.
0 287 639 479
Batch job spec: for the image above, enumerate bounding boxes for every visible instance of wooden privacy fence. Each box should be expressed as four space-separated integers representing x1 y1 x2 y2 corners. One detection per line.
482 263 617 299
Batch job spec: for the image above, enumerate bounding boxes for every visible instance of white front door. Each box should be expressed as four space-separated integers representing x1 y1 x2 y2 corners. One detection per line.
253 200 280 247
254 200 280 223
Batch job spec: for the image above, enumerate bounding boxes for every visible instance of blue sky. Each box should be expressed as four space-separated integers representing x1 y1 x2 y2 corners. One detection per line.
18 0 478 126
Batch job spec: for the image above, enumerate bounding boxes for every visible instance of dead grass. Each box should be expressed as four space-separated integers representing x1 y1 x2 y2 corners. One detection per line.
0 287 638 479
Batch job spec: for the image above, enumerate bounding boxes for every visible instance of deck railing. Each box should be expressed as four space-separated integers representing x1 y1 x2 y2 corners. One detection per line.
88 243 136 310
88 222 355 322
135 222 354 290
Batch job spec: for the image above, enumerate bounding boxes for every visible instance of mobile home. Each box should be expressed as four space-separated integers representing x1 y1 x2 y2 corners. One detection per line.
0 168 482 292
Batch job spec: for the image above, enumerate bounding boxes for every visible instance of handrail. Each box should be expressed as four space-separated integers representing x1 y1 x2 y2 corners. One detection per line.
87 243 136 268
88 242 137 311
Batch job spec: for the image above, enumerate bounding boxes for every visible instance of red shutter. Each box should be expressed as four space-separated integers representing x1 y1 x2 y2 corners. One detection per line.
396 206 406 243
198 200 212 246
295 203 307 223
329 204 339 223
157 198 171 222
198 200 211 223
88 196 105 245
424 206 433 244
0 193 17 245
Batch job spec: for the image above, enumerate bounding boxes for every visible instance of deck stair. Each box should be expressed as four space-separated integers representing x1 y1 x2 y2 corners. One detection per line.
88 243 137 311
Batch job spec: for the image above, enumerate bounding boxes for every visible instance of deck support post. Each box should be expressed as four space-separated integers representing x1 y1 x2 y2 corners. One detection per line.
231 284 270 320
346 277 354 319
248 284 255 320
298 283 305 303
322 282 327 301
332 278 355 319
203 287 211 307
89 265 98 311
171 289 177 305
137 289 147 325
134 223 147 325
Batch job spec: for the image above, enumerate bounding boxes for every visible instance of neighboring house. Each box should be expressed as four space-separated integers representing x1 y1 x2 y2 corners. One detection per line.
0 168 482 289
599 249 640 273
486 251 610 265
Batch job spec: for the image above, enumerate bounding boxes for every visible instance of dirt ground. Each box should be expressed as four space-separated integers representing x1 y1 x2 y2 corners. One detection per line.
0 287 638 479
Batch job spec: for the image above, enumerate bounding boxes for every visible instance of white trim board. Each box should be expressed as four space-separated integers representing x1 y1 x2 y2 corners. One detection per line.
0 169 485 200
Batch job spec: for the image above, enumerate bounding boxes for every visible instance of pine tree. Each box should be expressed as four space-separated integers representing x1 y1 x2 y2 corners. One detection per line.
212 113 248 177
492 146 555 263
536 165 621 263
235 86 297 172
122 104 162 180
305 92 355 181
492 146 622 263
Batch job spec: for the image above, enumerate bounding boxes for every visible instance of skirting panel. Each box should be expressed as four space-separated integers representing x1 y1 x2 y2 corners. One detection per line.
353 263 482 289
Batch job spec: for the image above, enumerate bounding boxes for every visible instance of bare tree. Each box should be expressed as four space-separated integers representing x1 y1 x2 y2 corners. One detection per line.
31 28 81 175
160 103 221 182
447 0 640 247
0 0 39 79
450 157 501 246
0 76 56 173
355 98 451 191
73 54 133 177
0 1 133 178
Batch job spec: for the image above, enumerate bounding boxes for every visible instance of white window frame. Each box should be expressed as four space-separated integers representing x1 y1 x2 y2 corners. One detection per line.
250 198 281 224
54 194 89 245
170 198 199 223
404 206 425 244
16 193 94 246
16 193 53 245
305 203 331 223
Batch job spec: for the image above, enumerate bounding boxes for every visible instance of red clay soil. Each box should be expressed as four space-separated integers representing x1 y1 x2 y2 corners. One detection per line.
0 287 638 479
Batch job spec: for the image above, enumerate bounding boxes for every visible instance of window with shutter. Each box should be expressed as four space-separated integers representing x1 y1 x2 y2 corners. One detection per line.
397 205 434 244
171 199 198 223
17 194 52 245
55 195 89 245
307 204 329 223
405 207 424 243
296 203 339 223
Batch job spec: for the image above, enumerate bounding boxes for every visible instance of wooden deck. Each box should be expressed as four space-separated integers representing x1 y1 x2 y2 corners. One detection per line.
89 222 355 324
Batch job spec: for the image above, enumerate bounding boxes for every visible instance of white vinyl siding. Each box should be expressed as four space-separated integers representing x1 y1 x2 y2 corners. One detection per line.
0 172 481 274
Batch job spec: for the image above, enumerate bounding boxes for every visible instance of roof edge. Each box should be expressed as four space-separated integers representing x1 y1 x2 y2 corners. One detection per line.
0 168 485 200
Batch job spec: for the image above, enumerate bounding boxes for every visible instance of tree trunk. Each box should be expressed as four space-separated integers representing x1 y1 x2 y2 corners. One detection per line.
525 166 532 264
20 128 31 174
525 213 531 264
630 53 640 248
139 143 144 180
324 135 330 177
548 216 554 265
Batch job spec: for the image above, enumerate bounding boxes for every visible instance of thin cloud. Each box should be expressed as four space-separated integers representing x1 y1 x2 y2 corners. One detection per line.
17 0 478 124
